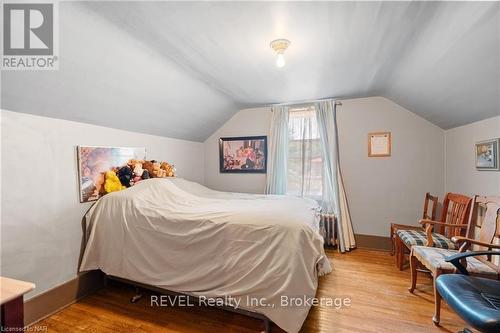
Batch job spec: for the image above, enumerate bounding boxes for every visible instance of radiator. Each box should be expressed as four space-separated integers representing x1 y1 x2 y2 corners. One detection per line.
319 213 337 247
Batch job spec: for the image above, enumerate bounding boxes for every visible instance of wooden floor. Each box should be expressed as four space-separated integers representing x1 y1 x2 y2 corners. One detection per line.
34 249 469 333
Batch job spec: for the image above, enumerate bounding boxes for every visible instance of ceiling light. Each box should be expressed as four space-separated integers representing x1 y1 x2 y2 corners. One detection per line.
270 39 290 68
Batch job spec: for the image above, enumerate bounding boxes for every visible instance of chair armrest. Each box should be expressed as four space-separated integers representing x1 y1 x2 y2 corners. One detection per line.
445 251 500 275
390 223 422 233
451 236 500 250
419 219 468 228
419 220 468 247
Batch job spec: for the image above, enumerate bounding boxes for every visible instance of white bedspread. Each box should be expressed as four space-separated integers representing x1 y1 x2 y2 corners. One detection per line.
80 178 331 333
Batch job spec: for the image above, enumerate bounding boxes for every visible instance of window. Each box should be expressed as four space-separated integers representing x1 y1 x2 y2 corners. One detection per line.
287 105 323 199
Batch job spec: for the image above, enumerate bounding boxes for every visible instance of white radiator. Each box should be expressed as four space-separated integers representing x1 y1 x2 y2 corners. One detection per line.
319 213 336 247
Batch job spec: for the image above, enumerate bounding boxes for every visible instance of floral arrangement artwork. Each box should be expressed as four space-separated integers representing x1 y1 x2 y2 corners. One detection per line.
475 139 499 171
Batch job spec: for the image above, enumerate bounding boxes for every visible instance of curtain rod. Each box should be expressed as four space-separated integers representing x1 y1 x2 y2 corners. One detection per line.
268 98 342 108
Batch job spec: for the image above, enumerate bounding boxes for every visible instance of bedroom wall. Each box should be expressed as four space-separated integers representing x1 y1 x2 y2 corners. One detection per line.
337 97 444 237
0 110 204 299
204 107 272 194
445 115 500 196
203 97 445 237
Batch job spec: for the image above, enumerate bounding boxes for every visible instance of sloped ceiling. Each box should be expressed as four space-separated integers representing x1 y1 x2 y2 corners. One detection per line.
2 1 499 141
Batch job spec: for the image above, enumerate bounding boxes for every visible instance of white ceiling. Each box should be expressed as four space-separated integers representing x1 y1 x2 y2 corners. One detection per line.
2 1 499 141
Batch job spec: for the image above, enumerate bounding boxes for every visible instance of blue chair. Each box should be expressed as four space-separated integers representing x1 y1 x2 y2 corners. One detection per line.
436 251 500 333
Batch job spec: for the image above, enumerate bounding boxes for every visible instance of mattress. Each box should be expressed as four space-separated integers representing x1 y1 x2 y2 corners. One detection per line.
80 178 331 332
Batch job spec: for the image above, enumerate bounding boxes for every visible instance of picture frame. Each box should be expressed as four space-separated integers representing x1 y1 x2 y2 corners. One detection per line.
368 132 391 157
219 136 267 173
77 146 146 203
475 139 499 171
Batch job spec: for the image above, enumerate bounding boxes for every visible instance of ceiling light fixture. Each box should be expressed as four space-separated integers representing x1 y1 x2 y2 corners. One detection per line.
270 39 290 68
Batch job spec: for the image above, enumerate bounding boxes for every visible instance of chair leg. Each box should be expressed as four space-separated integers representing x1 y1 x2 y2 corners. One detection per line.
397 238 405 271
408 249 417 293
432 272 442 326
394 236 399 267
390 224 395 256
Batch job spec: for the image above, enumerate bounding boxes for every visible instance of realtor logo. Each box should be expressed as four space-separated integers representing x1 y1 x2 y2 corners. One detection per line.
2 2 59 70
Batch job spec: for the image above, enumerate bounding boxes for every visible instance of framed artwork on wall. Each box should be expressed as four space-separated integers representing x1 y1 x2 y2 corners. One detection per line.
77 146 146 203
219 136 267 173
475 139 499 171
368 132 391 157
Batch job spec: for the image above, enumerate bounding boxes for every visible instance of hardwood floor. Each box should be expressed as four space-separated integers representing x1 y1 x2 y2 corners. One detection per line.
34 249 468 333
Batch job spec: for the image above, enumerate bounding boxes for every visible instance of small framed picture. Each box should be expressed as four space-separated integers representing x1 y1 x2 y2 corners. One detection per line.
475 139 499 171
368 132 391 157
219 136 267 173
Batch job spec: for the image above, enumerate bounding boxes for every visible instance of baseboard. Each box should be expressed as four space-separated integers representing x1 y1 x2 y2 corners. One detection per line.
355 234 391 251
24 270 104 327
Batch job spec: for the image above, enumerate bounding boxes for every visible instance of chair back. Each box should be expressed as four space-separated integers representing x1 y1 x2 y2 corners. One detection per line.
439 193 472 237
467 196 500 248
423 192 438 220
466 195 500 269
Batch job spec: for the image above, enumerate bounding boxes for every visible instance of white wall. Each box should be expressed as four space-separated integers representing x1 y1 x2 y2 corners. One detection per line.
337 97 444 236
445 116 500 196
204 107 272 193
0 110 204 299
204 97 445 237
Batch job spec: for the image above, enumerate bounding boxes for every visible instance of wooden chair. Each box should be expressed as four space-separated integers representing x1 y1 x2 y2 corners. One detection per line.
409 195 500 325
394 193 472 270
390 192 438 262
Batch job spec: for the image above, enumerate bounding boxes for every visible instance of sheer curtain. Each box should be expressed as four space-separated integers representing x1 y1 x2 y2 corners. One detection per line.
287 106 323 200
315 100 356 252
266 106 289 195
266 101 356 252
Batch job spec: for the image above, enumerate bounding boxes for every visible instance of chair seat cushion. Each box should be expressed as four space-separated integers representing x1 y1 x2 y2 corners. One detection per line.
396 229 456 249
436 275 500 333
412 246 499 278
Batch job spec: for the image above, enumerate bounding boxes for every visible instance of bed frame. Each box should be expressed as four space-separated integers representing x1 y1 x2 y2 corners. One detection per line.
105 274 273 333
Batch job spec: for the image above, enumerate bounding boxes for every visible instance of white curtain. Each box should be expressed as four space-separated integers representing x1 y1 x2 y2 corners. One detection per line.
267 101 356 252
315 100 356 252
287 107 323 200
266 106 289 195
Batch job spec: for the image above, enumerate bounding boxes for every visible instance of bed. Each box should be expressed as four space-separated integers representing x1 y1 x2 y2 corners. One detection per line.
80 178 331 333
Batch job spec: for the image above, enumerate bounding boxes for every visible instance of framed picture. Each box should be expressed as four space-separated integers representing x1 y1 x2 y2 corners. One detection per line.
475 139 499 171
219 136 267 173
368 132 391 157
77 146 146 203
